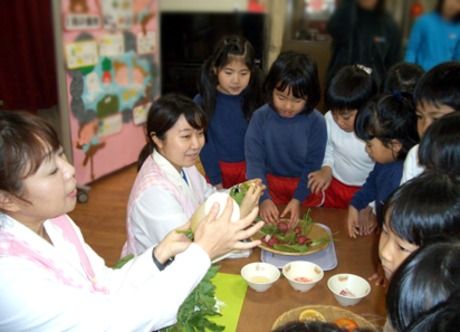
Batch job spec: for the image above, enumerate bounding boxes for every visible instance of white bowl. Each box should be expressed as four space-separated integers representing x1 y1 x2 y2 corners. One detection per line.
327 273 371 306
282 261 324 292
241 262 280 292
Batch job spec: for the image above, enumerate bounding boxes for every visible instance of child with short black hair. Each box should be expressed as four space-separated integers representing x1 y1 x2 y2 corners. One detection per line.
245 51 326 225
386 239 460 331
308 64 376 209
401 61 460 183
383 62 424 95
347 93 418 237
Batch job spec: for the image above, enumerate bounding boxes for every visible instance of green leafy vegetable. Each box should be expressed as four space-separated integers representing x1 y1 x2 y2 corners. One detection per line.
161 265 225 332
228 181 251 205
112 254 134 269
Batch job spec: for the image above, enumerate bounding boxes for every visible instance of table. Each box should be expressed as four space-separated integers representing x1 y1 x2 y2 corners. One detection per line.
219 208 387 331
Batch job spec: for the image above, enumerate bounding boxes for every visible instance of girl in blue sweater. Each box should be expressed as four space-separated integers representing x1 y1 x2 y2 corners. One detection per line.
405 0 460 70
347 93 418 238
194 35 264 189
245 51 326 226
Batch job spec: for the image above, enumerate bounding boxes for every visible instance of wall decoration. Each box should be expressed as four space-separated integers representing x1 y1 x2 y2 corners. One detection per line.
58 0 159 184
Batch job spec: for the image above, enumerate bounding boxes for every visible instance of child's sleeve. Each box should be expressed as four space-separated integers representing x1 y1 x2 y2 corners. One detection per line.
322 112 334 168
245 111 270 201
294 113 327 201
351 164 378 210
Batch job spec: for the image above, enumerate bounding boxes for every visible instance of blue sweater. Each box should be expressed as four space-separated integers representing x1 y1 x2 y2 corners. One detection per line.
245 104 327 202
194 92 248 185
351 161 403 219
405 12 460 70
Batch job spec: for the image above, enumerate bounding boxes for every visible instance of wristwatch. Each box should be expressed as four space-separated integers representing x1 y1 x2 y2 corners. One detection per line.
152 247 174 271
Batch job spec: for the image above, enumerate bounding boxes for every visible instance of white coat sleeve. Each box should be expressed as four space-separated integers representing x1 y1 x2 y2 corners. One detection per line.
0 242 211 332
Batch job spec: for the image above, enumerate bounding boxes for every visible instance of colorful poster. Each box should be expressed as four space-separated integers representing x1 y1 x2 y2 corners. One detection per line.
60 0 159 184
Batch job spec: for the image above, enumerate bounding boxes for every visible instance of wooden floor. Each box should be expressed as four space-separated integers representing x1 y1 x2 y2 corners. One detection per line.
69 164 138 266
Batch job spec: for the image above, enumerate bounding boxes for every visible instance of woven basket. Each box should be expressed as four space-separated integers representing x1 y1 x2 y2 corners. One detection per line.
272 305 378 331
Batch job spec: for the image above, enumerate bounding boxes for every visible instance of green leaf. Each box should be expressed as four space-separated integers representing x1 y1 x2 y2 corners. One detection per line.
112 254 134 269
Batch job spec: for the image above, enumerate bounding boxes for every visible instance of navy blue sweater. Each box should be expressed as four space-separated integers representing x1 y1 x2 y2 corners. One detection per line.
194 92 248 185
351 161 403 219
245 104 327 202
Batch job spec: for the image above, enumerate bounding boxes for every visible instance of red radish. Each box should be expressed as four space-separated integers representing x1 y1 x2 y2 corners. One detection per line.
294 226 302 235
296 235 308 245
277 221 289 233
268 237 279 247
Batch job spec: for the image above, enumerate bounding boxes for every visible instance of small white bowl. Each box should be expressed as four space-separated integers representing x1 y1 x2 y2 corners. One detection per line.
241 262 280 292
327 273 371 306
282 261 324 292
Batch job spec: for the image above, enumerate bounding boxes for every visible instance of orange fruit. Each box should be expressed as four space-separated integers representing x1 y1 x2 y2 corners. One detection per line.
298 309 326 322
334 318 359 331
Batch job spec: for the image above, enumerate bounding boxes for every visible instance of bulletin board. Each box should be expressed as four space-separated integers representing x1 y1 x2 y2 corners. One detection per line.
58 0 159 184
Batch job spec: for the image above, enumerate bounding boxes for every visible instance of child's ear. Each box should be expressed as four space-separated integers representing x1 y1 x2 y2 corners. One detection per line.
390 139 402 154
0 191 21 213
150 132 163 150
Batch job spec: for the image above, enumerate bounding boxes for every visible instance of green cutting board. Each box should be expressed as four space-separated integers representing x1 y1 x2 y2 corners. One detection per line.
209 272 248 332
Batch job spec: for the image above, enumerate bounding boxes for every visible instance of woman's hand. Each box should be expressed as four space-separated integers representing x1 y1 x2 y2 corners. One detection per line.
347 206 360 238
154 222 193 263
280 198 301 228
307 166 332 195
193 197 264 260
260 199 279 224
239 179 265 218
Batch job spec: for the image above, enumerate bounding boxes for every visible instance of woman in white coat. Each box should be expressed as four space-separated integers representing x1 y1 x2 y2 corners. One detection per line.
123 93 263 255
0 110 263 331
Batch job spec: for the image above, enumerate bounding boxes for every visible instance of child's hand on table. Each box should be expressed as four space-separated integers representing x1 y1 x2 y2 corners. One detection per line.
307 166 332 194
347 206 360 238
260 199 279 224
358 206 378 236
280 198 301 227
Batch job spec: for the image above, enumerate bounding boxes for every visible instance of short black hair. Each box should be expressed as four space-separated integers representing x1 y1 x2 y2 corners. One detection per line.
384 62 424 95
418 112 460 177
326 64 377 111
354 93 419 160
384 172 460 244
387 239 460 331
264 51 320 115
413 61 460 111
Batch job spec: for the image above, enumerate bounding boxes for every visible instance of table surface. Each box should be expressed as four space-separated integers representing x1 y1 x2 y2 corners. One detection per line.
219 208 387 332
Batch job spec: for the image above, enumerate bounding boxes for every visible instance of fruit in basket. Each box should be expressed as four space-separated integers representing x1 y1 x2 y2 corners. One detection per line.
334 318 359 331
298 309 326 322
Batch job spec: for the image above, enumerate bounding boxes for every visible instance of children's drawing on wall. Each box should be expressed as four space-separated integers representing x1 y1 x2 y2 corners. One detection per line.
65 0 101 30
132 0 155 34
65 30 158 180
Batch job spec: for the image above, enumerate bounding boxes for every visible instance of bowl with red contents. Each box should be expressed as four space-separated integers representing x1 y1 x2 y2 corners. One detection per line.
327 273 371 306
282 261 324 292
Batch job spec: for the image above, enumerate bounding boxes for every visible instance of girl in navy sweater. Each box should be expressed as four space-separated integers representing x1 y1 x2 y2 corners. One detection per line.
245 51 326 226
194 35 264 189
347 93 418 238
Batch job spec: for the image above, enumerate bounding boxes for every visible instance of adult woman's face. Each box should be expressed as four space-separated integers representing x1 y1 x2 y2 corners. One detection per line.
358 0 379 10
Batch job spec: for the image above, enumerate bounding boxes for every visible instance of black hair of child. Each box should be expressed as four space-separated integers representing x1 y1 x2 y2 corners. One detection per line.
418 112 460 177
383 171 460 243
384 62 424 95
387 239 460 331
325 64 378 112
354 93 419 160
264 51 320 115
413 61 460 111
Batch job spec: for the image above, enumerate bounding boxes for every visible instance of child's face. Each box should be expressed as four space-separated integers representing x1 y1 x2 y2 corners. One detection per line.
332 109 357 133
365 138 400 163
153 114 205 171
272 86 307 118
216 58 251 96
416 101 455 137
379 216 419 280
11 147 77 225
